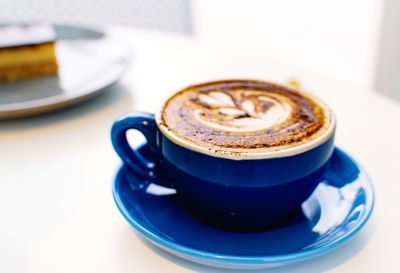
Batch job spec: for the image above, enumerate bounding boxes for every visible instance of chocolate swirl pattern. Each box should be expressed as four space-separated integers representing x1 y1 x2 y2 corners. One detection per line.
159 80 332 153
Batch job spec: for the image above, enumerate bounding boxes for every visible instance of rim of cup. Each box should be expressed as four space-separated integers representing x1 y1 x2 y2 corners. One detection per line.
155 80 336 160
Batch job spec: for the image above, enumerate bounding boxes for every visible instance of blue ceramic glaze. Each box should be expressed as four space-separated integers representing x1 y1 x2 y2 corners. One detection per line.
112 146 374 269
111 112 335 230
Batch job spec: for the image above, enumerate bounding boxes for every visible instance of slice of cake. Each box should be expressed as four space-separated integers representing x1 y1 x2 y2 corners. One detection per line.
0 24 58 82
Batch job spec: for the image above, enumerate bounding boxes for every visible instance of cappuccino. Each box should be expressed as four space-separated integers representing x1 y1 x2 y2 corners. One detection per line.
158 80 334 158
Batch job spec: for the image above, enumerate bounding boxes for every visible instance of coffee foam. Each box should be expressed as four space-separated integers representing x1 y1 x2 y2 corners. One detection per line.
157 80 334 159
193 91 292 132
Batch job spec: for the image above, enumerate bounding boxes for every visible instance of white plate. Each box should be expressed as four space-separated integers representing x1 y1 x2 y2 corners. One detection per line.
0 24 131 119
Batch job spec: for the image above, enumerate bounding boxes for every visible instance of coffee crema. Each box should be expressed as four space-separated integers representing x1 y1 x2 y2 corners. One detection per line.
158 80 333 157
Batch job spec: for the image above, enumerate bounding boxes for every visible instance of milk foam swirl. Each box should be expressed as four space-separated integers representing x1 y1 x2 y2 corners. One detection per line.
160 80 331 153
193 91 291 132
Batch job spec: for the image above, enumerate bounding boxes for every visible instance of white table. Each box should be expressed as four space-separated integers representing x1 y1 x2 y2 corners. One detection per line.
1 26 400 273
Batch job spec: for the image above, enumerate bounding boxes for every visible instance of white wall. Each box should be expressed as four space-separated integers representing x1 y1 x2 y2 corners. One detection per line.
375 0 400 100
0 0 192 34
192 0 383 91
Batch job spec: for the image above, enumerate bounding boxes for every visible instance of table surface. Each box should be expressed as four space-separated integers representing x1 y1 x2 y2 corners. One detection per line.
1 26 400 273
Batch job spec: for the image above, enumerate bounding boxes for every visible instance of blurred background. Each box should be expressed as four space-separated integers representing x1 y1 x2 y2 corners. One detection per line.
1 0 398 101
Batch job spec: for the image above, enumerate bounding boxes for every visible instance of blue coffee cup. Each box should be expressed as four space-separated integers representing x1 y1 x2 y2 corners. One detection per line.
111 97 335 231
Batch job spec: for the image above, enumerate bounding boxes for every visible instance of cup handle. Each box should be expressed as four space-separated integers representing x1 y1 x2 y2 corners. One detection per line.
111 112 158 180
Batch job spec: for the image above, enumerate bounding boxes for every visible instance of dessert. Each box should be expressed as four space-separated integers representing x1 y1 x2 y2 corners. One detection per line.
0 24 58 82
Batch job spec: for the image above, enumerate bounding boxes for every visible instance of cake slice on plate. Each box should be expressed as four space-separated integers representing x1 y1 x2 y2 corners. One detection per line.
0 24 58 82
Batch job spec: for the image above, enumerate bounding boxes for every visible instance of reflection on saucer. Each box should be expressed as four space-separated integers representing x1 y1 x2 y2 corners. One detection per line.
302 178 365 234
146 183 176 196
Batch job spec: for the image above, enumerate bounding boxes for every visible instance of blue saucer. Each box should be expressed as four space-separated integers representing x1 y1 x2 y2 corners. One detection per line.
112 146 374 270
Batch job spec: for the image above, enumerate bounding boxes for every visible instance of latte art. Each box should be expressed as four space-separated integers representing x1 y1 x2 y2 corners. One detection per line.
193 91 292 132
159 80 332 155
